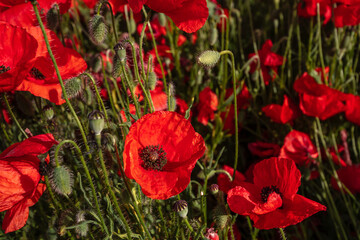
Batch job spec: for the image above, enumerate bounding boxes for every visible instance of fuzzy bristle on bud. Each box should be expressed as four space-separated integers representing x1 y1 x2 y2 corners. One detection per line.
147 71 157 90
64 77 82 99
51 165 73 196
46 4 59 30
173 200 188 218
88 110 105 135
89 14 108 44
197 50 220 69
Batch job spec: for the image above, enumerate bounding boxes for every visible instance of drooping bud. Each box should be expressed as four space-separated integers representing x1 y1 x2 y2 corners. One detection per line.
43 105 54 120
147 71 157 90
158 13 167 26
51 165 73 196
209 28 218 46
88 110 105 135
89 14 108 44
128 18 136 35
173 200 188 218
64 76 83 99
209 184 219 195
112 44 127 78
75 211 89 237
197 50 221 69
46 3 59 30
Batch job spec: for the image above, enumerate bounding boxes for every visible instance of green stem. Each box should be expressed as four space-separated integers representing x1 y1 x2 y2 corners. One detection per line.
120 63 141 118
44 175 61 212
279 228 287 240
84 72 108 121
219 50 239 180
96 137 133 240
2 93 28 138
31 1 90 153
103 1 118 43
183 218 194 233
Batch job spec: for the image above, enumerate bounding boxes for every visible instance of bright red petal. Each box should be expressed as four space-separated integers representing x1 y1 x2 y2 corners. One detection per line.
2 201 29 233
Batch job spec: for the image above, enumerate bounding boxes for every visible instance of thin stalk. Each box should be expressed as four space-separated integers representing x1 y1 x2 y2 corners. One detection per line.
279 228 287 240
32 1 90 153
219 50 239 179
120 63 141 117
157 201 169 238
44 175 61 212
2 93 27 138
84 72 108 121
103 1 118 42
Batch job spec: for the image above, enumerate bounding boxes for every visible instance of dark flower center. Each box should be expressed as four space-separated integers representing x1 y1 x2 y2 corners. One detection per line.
39 161 49 176
30 67 46 80
261 185 281 202
139 145 167 171
0 65 10 74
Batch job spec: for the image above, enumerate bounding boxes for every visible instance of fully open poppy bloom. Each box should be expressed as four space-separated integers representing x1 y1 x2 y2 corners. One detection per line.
293 70 347 120
123 111 205 199
121 0 209 33
248 141 281 159
248 40 284 85
227 157 326 229
331 164 360 194
217 165 246 194
262 95 301 125
197 87 218 126
0 134 58 233
0 22 38 92
334 3 360 27
297 0 332 24
279 130 318 166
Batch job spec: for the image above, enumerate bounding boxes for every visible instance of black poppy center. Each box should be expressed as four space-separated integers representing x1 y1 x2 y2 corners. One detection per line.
30 67 46 80
0 65 10 74
261 185 281 202
139 145 167 171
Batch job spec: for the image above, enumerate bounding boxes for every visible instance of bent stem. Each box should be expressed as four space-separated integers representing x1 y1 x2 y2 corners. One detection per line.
32 1 90 154
219 50 239 180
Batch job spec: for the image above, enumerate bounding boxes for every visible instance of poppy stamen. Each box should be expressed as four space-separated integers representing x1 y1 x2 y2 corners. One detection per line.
139 145 167 171
30 67 46 80
0 65 10 74
261 185 281 202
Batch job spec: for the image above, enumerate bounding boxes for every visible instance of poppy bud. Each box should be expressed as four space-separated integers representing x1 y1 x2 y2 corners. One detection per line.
88 110 105 135
147 71 158 90
64 76 83 99
89 14 108 44
112 46 126 78
46 4 59 30
209 28 218 46
210 184 219 195
173 200 188 218
128 18 136 35
197 50 220 69
51 165 73 196
43 105 54 120
75 211 89 237
158 13 167 26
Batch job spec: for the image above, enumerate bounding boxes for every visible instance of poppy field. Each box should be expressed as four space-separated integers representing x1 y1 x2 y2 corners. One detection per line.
1 0 360 239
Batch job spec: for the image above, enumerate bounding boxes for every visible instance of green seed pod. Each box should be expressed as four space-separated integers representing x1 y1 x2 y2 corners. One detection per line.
128 18 136 35
173 200 188 218
46 4 59 30
88 110 105 135
209 28 218 46
147 71 157 90
52 165 73 196
89 14 108 44
197 50 221 69
64 76 82 99
43 105 54 120
158 13 167 26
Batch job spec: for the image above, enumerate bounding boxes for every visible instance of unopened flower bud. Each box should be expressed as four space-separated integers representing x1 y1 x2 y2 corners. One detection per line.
210 184 219 195
89 14 108 44
197 50 220 69
43 105 54 120
158 13 167 26
88 110 105 135
173 200 188 218
46 3 59 30
51 165 73 196
209 28 218 46
64 76 82 99
147 71 157 90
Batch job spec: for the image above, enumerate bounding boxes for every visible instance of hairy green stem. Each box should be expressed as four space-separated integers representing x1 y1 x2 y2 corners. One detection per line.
2 93 28 138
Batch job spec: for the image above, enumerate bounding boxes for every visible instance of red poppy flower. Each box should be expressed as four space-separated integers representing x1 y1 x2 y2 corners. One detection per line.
248 141 281 159
197 87 218 126
204 228 219 240
124 0 209 33
0 134 58 233
0 22 38 92
279 130 318 166
331 164 360 194
297 0 332 24
120 104 137 122
147 45 173 78
137 15 166 42
123 111 205 199
220 86 251 134
227 157 326 229
248 40 284 85
15 27 87 105
175 97 190 118
217 165 246 194
344 93 360 125
334 3 360 27
134 81 168 111
293 70 347 120
262 95 301 124
325 145 347 167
